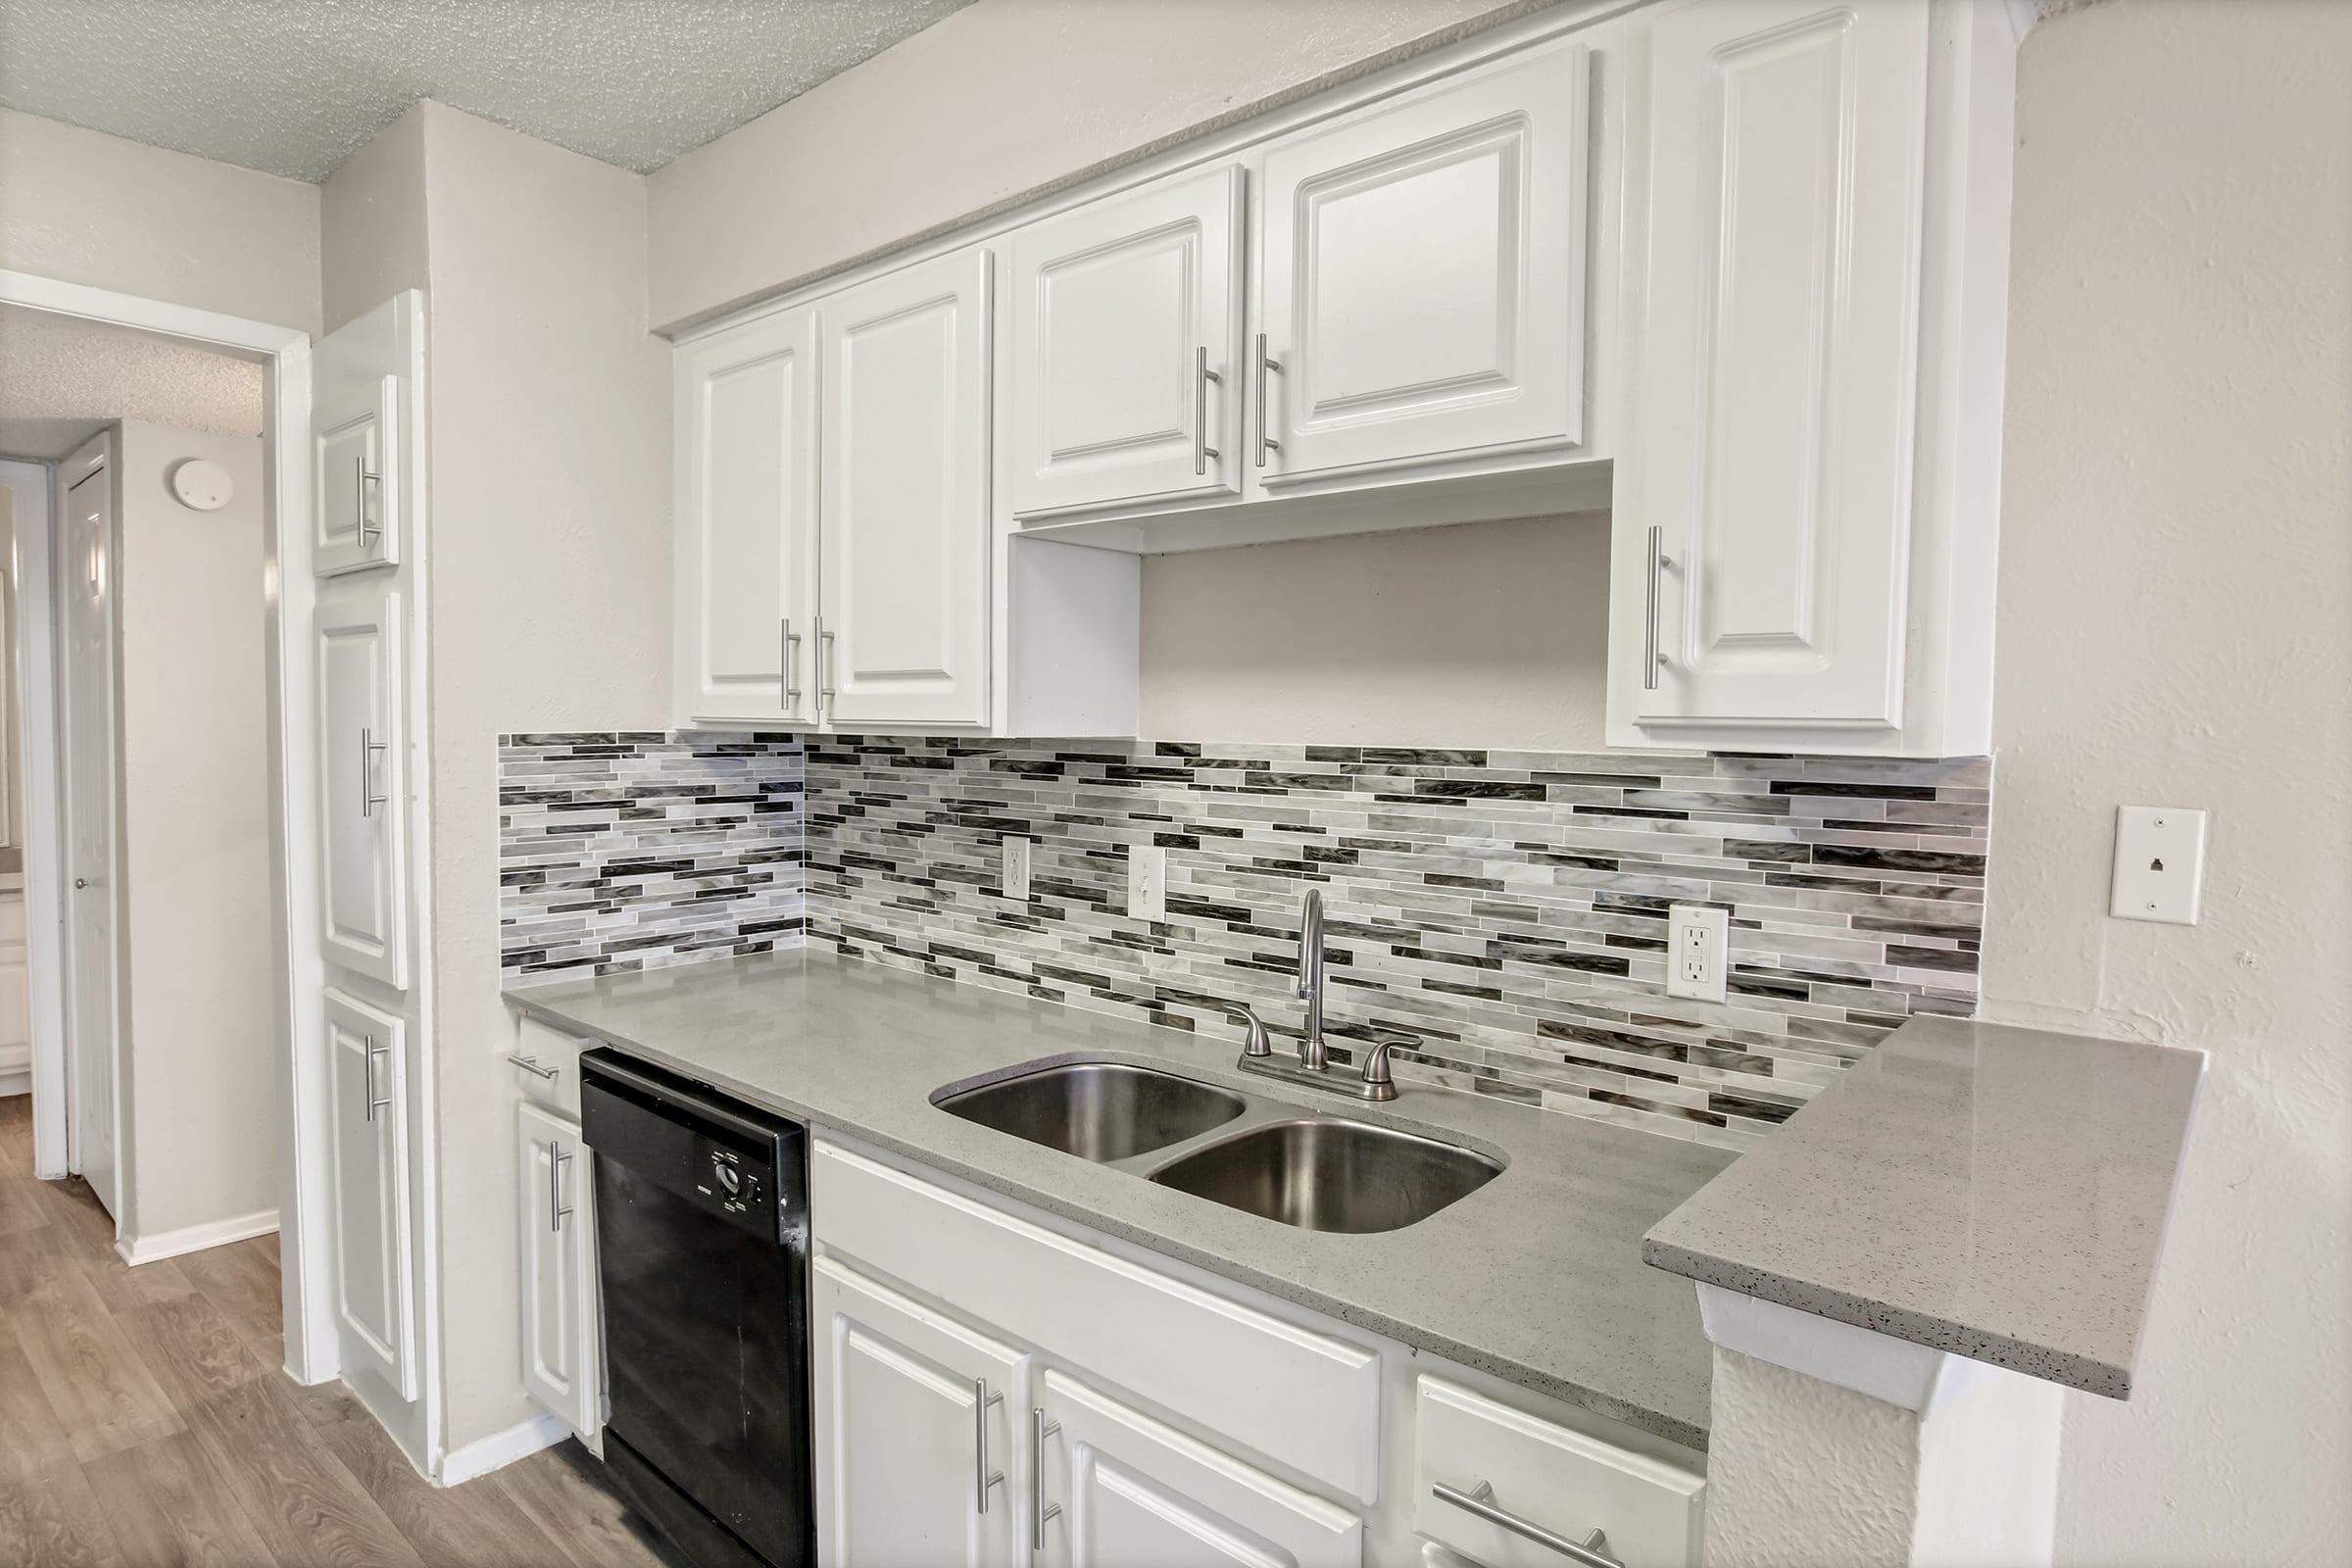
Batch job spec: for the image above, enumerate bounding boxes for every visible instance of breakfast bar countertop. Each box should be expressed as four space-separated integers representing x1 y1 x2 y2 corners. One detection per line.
1643 1013 2205 1398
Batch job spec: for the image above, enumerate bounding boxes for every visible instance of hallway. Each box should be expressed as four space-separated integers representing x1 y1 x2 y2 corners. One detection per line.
0 1095 670 1566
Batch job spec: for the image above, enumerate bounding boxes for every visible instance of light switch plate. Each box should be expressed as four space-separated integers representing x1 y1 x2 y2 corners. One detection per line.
1002 836 1031 903
1666 904 1729 1003
1127 843 1166 923
2110 807 2207 924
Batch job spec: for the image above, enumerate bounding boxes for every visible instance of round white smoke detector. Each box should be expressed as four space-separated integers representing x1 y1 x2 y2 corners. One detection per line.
170 458 234 512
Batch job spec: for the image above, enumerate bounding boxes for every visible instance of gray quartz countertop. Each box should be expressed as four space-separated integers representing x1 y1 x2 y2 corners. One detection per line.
1642 1014 2204 1398
507 948 1735 1450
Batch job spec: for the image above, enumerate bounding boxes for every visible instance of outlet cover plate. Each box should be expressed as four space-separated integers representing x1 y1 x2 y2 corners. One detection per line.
1002 836 1031 903
2110 806 2207 924
1667 904 1729 1003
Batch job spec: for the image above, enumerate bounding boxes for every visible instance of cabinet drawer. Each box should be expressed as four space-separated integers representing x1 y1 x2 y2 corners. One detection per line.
510 1014 588 1118
1414 1378 1703 1568
811 1137 1383 1503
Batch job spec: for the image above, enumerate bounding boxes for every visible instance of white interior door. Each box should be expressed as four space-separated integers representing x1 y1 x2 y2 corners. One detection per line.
325 987 416 1399
517 1100 598 1442
819 247 994 728
1630 0 1930 728
1038 1369 1362 1568
813 1253 1024 1568
674 305 819 724
315 585 407 987
1007 164 1245 519
59 439 119 1218
1254 40 1589 484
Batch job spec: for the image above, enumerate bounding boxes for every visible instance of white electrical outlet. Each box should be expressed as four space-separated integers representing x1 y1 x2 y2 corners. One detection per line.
1667 904 1729 1003
1002 836 1031 903
2110 806 2208 925
1127 843 1167 923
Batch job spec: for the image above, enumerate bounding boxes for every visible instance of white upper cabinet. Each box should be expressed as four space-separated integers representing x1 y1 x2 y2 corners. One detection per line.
820 248 994 727
1008 164 1246 520
1254 41 1590 488
316 583 407 989
1610 0 2013 757
314 294 419 576
674 305 819 725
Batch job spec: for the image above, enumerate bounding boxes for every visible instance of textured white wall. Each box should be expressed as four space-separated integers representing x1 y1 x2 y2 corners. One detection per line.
1139 514 1612 749
1704 1348 1921 1566
0 108 321 334
113 420 277 1241
645 0 1549 328
1980 2 2352 1560
411 101 673 1450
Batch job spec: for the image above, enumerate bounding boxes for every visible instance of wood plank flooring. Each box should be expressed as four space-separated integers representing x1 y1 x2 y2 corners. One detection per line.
0 1095 679 1567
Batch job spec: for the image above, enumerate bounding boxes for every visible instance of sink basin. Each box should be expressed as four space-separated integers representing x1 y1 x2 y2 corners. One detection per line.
1149 1118 1503 1235
935 1062 1249 1162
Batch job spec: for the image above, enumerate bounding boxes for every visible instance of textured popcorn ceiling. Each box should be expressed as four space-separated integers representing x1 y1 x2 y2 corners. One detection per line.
0 307 264 462
0 0 972 181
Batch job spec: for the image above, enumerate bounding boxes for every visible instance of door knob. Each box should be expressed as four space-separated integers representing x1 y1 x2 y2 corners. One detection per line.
74 877 94 889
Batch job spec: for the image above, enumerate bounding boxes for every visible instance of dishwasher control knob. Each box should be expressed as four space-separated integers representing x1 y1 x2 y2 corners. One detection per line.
713 1161 741 1198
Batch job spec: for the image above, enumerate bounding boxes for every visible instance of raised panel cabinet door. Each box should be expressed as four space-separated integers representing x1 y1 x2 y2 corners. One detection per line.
1629 0 1931 730
819 247 994 727
314 292 419 576
811 1254 1024 1568
315 585 407 988
1037 1370 1362 1568
1255 40 1589 485
325 989 416 1400
517 1101 599 1442
1008 164 1246 519
676 306 820 724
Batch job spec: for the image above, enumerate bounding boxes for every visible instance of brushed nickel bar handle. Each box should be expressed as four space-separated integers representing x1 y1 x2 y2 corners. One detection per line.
506 1052 559 1081
1033 1405 1063 1537
1643 525 1674 693
1195 346 1221 475
364 1038 392 1123
361 728 390 818
781 616 803 714
972 1379 1004 1513
819 625 838 716
358 455 382 548
1254 332 1283 467
1432 1480 1620 1568
551 1146 574 1233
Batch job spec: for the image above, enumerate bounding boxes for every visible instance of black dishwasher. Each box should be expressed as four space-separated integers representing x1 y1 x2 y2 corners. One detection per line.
579 1050 811 1568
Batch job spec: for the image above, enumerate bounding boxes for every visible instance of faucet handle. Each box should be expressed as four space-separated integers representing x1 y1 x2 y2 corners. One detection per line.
1232 1004 1272 1057
1359 1039 1403 1102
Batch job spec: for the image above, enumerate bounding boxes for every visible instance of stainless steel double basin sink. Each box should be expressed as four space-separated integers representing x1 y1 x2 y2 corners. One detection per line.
930 1059 1504 1235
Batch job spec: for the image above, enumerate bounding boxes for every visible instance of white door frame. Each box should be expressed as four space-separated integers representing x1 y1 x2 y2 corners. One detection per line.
0 268 332 1384
0 458 66 1176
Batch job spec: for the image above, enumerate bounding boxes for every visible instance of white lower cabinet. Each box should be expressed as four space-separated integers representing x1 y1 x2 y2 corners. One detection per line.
325 989 416 1400
516 1100 600 1448
808 1133 1705 1568
812 1255 1026 1567
1039 1368 1362 1568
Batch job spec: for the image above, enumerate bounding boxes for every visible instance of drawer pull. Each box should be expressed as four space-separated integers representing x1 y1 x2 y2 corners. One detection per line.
1033 1405 1062 1537
1433 1480 1620 1568
506 1053 560 1082
972 1379 1004 1513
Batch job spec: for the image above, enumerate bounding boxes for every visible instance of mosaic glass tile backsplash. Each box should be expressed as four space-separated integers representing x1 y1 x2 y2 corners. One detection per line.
499 732 807 976
499 731 1989 1152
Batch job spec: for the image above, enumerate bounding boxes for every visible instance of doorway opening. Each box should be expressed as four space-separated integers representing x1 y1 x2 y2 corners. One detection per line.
0 270 330 1386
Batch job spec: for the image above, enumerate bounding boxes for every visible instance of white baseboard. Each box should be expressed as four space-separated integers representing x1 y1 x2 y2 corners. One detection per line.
440 1409 572 1487
115 1207 279 1267
0 1068 26 1099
